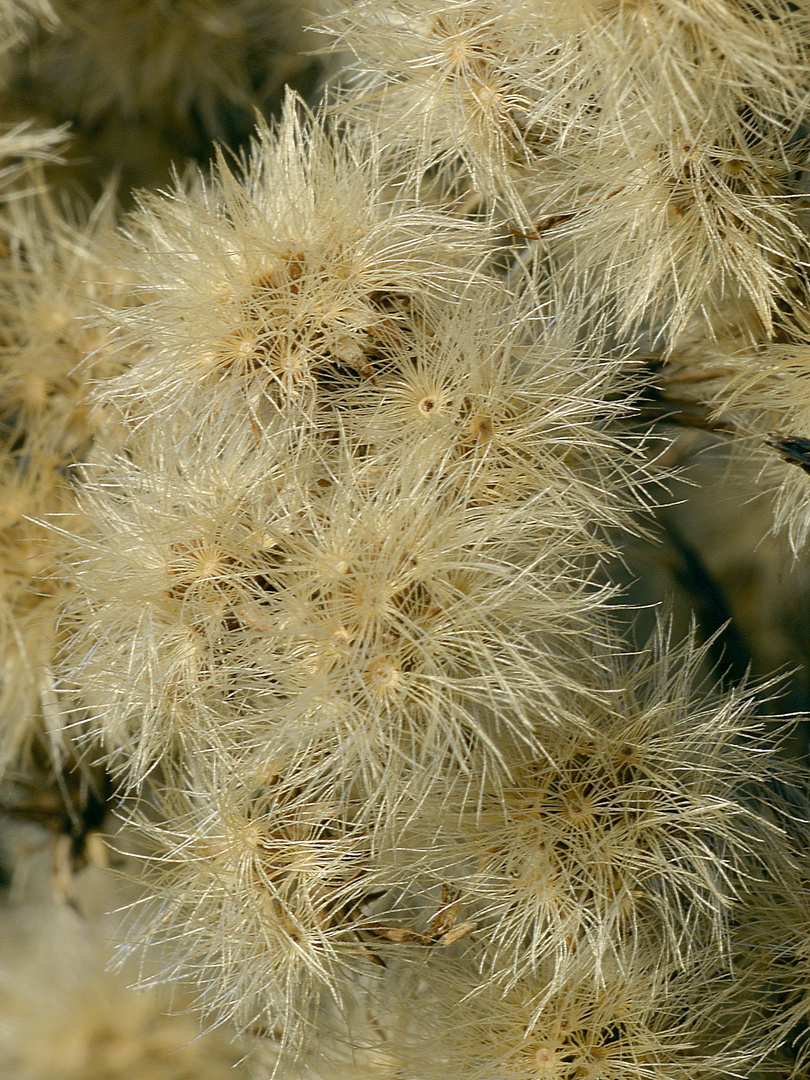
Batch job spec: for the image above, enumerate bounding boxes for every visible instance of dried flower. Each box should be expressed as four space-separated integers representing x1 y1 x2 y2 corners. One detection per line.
0 185 129 773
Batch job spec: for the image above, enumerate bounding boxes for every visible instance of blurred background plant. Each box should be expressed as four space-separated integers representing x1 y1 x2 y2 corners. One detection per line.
1 2 810 1079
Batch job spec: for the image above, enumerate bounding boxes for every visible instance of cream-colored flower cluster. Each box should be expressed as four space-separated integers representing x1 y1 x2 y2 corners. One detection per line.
320 0 810 552
0 4 809 1080
56 104 655 1049
322 0 810 341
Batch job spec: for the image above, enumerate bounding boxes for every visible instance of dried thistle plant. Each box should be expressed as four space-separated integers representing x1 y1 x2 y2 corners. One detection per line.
0 4 808 1079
